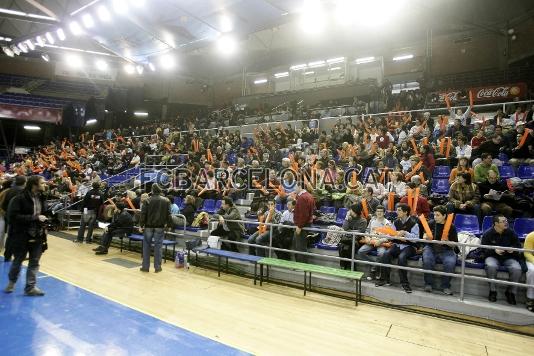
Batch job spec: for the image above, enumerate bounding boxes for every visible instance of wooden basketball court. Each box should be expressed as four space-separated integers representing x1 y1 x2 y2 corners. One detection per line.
13 233 530 355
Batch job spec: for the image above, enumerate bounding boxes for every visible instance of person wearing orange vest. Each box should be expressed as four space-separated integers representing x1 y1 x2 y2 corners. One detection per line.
421 205 458 295
247 200 281 257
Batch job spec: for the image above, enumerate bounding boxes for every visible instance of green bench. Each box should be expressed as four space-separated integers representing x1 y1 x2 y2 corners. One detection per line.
258 258 364 305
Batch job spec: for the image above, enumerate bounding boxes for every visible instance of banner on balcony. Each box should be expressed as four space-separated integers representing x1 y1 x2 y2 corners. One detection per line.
54 62 117 81
0 104 62 124
468 83 527 102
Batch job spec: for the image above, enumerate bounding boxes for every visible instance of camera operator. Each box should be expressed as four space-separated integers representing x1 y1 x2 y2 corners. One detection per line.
4 176 48 296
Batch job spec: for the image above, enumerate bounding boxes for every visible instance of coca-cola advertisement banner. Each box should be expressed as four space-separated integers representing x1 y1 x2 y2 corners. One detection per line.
0 104 62 124
469 83 527 102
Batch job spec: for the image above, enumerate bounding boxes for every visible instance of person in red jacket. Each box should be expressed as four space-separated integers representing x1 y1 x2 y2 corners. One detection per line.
293 184 316 263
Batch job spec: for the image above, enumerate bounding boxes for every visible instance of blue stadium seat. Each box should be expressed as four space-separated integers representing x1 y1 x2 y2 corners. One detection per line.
275 202 285 211
335 208 348 225
513 218 534 240
481 215 493 234
173 197 182 207
431 178 450 194
498 153 509 163
214 200 222 211
454 214 480 235
517 165 534 179
200 199 216 214
498 165 515 180
433 166 451 178
320 206 336 214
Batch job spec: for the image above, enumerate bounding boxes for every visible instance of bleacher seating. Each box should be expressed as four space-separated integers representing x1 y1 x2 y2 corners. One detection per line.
335 208 348 225
431 178 450 194
453 214 481 235
199 199 217 214
319 206 335 214
481 215 493 234
498 165 515 181
517 165 534 179
433 166 451 178
513 218 534 240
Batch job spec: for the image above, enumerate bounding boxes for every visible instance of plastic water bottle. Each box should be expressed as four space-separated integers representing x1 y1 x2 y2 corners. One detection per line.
175 251 184 268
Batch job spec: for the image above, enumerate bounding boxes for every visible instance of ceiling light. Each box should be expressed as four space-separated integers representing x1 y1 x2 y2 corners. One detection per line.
35 36 45 47
355 56 376 64
304 71 315 75
97 5 111 21
254 78 268 85
11 45 21 55
290 64 306 70
24 125 41 131
308 60 325 68
274 71 289 78
69 21 83 35
113 0 129 14
217 35 237 55
393 54 414 61
159 54 175 69
220 15 233 32
66 54 83 68
134 111 148 117
124 63 135 74
0 36 12 42
17 42 28 53
326 57 345 64
82 13 94 28
25 40 35 51
328 66 341 71
45 32 55 44
57 28 66 41
2 46 14 57
136 65 144 75
86 119 97 125
95 59 108 71
148 62 155 71
41 53 50 62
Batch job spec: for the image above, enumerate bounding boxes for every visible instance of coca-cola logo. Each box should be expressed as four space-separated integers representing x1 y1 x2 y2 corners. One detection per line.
476 86 511 99
439 91 460 102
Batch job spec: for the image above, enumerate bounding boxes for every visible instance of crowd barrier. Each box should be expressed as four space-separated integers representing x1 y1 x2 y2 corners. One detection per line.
187 219 534 302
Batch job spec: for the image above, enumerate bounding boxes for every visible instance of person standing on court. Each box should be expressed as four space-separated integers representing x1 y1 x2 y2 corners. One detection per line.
4 176 48 296
293 183 315 263
139 184 171 273
1 175 26 261
76 181 103 244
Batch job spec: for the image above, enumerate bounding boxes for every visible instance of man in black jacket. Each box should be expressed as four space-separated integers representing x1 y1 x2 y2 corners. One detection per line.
139 184 171 273
2 175 26 261
93 203 133 255
481 215 522 305
4 176 47 296
76 181 104 243
212 197 244 252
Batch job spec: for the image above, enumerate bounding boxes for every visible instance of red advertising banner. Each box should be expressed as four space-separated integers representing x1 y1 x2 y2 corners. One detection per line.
0 104 62 124
469 83 527 102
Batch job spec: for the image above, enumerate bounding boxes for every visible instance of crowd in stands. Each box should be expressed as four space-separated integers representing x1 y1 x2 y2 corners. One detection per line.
0 89 534 311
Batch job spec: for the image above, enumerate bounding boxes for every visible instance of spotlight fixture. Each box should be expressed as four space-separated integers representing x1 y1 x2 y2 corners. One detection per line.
57 28 66 41
254 78 268 85
95 59 108 71
17 42 29 53
97 5 111 21
86 119 97 125
45 32 55 44
82 13 94 28
69 21 83 35
158 54 175 69
11 45 21 55
217 35 237 55
290 64 307 70
148 62 156 71
41 53 50 62
35 36 45 47
355 56 376 64
274 72 289 78
124 63 135 74
134 111 148 117
25 40 35 51
2 46 14 57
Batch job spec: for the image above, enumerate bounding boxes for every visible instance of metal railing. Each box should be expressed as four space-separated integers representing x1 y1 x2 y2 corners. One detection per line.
208 218 534 302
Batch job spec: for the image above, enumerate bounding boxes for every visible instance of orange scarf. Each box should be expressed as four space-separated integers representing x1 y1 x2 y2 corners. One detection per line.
361 199 369 219
420 213 454 241
405 161 422 181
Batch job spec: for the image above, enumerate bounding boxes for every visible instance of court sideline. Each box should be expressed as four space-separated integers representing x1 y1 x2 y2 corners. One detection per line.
7 234 534 355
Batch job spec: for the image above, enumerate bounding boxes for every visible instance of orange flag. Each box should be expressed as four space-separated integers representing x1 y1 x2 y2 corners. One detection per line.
419 214 433 240
387 192 395 211
361 199 369 219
